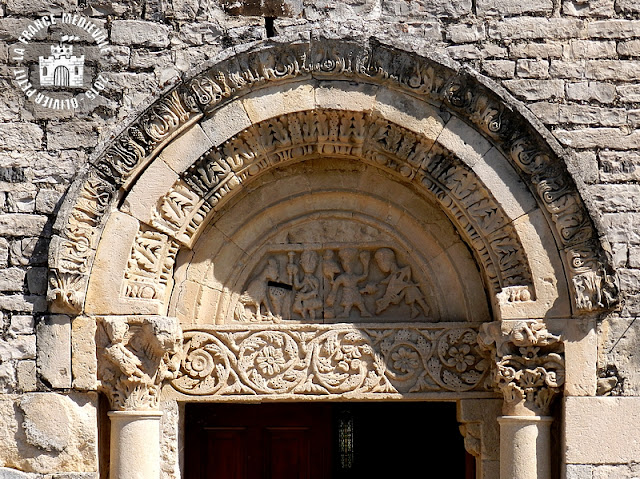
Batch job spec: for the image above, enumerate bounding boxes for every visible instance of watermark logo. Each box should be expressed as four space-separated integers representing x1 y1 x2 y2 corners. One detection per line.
11 13 111 112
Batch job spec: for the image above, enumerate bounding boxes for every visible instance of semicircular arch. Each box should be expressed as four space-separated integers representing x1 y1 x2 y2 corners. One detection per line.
47 34 618 320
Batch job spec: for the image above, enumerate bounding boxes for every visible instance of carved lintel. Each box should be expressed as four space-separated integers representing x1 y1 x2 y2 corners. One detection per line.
97 316 183 411
171 324 491 398
478 320 564 416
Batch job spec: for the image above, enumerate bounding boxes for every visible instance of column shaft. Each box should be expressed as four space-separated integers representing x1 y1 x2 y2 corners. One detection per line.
109 411 163 479
498 415 553 479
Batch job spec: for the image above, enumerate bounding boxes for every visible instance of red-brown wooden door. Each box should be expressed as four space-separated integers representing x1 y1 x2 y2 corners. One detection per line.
185 402 473 478
185 403 331 479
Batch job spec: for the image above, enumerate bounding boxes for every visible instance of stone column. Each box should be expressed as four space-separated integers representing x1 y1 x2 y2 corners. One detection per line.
96 316 183 479
479 320 564 479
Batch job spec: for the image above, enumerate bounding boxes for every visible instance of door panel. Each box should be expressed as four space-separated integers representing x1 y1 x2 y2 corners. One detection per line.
185 402 471 479
264 428 311 479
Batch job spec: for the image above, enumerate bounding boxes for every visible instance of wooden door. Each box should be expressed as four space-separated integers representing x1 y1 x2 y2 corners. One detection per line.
186 402 472 478
186 403 331 479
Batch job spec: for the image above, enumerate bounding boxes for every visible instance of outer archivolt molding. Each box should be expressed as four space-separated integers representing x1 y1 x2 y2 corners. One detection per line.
48 35 617 316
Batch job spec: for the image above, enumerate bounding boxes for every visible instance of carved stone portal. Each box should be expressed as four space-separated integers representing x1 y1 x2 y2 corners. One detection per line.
97 316 183 411
234 245 431 323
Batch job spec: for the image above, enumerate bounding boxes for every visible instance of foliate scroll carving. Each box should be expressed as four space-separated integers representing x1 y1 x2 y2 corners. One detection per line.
478 320 564 416
443 73 618 312
94 89 201 187
171 324 490 398
48 170 117 314
233 246 430 322
123 228 180 301
152 110 533 301
97 316 183 411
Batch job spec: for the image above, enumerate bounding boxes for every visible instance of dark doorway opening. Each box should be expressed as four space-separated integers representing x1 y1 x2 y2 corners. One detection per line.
185 402 472 478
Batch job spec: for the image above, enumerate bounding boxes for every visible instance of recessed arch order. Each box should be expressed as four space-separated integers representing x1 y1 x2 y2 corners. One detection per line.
48 34 617 323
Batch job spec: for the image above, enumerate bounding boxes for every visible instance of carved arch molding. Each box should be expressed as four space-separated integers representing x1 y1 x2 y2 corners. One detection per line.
47 35 617 408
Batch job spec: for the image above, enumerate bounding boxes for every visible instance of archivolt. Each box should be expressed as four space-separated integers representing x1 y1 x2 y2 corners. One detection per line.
47 34 618 318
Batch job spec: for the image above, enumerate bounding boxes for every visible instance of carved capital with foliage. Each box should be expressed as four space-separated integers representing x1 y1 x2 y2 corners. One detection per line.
97 316 183 411
478 320 564 416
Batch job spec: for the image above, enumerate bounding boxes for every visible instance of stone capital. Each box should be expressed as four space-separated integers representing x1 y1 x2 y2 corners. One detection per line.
478 320 564 416
97 316 183 411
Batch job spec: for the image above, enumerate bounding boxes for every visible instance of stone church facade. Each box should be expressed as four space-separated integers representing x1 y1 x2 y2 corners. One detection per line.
1 0 640 478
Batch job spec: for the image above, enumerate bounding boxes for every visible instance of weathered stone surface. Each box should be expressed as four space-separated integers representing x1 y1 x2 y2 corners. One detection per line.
566 81 616 103
46 122 98 151
529 103 627 126
111 20 171 47
0 123 43 151
482 60 515 78
565 397 640 464
0 267 25 292
0 334 35 361
0 393 98 473
447 24 485 43
16 359 36 392
10 315 34 335
601 213 640 244
34 189 63 215
36 315 71 389
587 20 640 38
588 184 640 212
5 0 77 15
617 0 640 13
516 59 549 78
617 84 640 103
564 40 616 59
0 215 47 237
477 0 553 15
563 0 615 17
554 128 640 149
71 316 97 391
489 18 585 41
509 41 564 58
26 267 47 296
618 40 640 57
503 79 564 100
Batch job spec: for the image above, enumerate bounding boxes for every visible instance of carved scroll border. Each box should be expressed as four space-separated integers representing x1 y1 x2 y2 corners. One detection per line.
169 323 493 400
49 36 618 315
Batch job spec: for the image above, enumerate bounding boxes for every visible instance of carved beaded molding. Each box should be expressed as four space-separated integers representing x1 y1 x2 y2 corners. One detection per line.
170 323 492 400
48 35 618 316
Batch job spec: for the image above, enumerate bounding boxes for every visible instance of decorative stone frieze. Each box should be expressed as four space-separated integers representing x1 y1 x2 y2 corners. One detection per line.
97 316 183 411
170 323 492 398
478 320 565 416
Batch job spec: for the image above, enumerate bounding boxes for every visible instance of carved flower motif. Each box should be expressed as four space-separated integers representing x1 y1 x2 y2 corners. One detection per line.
448 345 476 372
392 347 419 373
256 346 286 375
519 346 540 360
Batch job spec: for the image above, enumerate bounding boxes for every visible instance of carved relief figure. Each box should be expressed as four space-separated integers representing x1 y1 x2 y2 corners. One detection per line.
233 245 432 322
288 250 322 320
326 249 372 318
373 248 430 318
237 258 281 322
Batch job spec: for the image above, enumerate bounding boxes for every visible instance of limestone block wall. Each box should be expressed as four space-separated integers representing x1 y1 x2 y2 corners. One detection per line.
0 0 639 477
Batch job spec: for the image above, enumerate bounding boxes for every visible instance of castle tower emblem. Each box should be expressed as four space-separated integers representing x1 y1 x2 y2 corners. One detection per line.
39 35 84 87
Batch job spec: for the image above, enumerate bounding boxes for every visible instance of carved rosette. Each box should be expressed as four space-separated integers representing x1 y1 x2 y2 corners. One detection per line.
171 324 491 398
478 320 564 416
97 316 183 411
